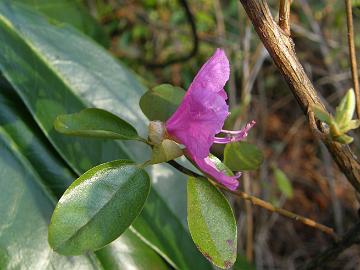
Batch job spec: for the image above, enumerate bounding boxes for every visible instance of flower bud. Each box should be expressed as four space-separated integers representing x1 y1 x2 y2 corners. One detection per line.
148 121 166 145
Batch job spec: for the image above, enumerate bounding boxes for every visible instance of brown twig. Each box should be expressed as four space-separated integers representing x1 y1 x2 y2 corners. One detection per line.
217 183 336 238
238 0 360 194
167 160 337 238
345 0 360 118
279 0 291 36
302 222 360 270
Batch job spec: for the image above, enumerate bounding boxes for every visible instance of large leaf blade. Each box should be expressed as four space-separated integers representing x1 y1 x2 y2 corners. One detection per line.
0 127 100 269
12 0 109 46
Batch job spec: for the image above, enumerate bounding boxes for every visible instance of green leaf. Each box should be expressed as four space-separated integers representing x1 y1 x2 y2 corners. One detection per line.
273 168 293 199
334 134 354 144
0 111 100 269
187 177 237 269
0 3 210 269
345 119 360 130
132 191 210 270
140 84 185 121
13 0 109 46
48 160 150 255
224 142 264 171
96 230 170 270
54 108 141 141
312 105 332 124
335 89 356 125
0 83 169 269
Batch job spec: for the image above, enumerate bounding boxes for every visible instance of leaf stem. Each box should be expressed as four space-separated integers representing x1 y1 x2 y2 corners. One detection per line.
167 160 337 238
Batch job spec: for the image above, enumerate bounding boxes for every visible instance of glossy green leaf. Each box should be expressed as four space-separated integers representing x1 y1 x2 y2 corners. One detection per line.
224 142 264 171
49 160 150 255
96 230 170 270
187 177 237 269
273 168 293 199
54 108 141 140
0 123 100 269
0 3 210 269
140 84 185 121
0 82 169 269
12 0 109 46
132 190 210 270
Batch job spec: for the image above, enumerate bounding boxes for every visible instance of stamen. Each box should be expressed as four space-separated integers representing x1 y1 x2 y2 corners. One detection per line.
215 120 256 144
213 137 232 144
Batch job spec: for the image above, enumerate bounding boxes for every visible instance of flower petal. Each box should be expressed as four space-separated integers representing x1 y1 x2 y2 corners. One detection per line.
194 156 240 190
189 48 230 96
166 49 230 158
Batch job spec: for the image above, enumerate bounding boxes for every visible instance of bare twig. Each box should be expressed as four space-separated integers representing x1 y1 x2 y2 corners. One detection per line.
238 0 360 194
218 183 336 239
167 160 337 238
345 0 360 118
302 222 360 270
279 0 291 36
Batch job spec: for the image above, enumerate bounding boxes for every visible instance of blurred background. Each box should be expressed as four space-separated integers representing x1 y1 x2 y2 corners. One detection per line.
30 0 360 268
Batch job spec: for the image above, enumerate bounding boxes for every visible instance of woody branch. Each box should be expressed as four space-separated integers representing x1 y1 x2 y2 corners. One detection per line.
238 0 360 194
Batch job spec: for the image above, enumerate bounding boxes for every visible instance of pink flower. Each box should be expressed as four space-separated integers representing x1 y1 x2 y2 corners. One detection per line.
165 49 255 190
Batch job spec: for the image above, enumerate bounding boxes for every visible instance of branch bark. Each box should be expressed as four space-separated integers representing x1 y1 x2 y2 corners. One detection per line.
279 0 291 36
238 0 360 193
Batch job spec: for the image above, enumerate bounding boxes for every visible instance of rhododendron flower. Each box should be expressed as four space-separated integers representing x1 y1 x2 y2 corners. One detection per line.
165 48 255 190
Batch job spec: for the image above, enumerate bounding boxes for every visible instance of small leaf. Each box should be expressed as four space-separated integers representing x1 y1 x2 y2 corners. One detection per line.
273 168 293 198
312 105 332 124
54 108 140 140
48 160 150 255
340 119 360 133
334 134 354 144
139 84 185 121
187 177 237 269
224 142 263 171
150 139 183 164
335 89 356 125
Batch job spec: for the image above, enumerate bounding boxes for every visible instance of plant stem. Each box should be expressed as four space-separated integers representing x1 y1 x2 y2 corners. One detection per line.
238 0 360 194
345 0 360 118
167 160 337 238
279 0 291 36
